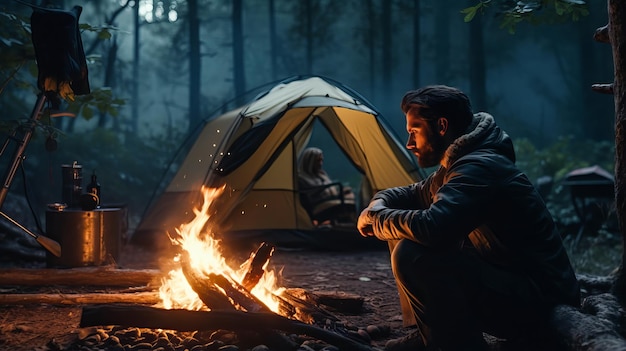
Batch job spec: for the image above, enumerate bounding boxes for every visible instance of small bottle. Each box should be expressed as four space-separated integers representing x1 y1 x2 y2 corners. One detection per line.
87 170 101 207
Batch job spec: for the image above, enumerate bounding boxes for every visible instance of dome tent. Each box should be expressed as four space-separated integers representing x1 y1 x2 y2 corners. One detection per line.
132 76 424 250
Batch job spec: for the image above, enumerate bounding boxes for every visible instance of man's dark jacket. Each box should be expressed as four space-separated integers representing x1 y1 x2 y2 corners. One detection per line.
368 112 580 308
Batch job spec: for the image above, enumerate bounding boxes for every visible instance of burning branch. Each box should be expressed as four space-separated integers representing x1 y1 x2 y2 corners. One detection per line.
241 242 275 291
208 272 271 312
178 252 235 311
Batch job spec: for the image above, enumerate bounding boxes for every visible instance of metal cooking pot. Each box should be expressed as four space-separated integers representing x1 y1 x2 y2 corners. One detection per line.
45 207 122 267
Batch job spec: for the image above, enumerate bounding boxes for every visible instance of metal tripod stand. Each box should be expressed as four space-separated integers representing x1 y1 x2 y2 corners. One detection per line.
0 92 62 257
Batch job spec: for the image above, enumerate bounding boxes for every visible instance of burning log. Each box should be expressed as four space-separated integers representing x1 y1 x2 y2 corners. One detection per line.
208 272 270 312
179 252 235 310
178 251 272 312
80 304 375 351
241 242 274 291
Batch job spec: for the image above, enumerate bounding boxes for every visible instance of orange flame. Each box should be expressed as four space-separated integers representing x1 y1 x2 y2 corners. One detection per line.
158 186 285 312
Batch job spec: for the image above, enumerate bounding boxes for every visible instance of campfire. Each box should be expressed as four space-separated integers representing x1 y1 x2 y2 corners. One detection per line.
77 186 378 351
158 186 286 316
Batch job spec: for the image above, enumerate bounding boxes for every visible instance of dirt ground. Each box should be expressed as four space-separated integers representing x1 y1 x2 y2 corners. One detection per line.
0 242 408 351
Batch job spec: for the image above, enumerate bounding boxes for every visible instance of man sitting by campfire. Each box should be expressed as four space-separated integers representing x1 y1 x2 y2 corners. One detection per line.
357 85 581 351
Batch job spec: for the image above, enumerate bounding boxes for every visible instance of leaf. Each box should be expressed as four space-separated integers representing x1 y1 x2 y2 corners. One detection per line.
97 29 112 40
462 6 478 22
108 106 119 117
82 105 94 119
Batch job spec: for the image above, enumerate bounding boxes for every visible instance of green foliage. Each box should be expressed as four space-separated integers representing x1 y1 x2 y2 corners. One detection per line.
0 9 35 97
515 135 614 184
79 23 116 41
462 0 589 34
0 7 124 126
0 5 171 229
516 136 619 276
66 87 126 121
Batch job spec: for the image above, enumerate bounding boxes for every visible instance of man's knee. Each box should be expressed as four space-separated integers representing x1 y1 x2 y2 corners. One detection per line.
390 240 432 281
391 240 469 283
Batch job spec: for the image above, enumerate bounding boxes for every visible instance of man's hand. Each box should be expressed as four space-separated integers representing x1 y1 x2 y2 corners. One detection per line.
357 199 384 237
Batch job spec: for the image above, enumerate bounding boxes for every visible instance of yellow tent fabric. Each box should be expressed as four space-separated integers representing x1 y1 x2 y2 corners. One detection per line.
133 76 423 248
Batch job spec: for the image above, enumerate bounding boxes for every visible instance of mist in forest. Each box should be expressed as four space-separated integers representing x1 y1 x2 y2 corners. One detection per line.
0 0 616 232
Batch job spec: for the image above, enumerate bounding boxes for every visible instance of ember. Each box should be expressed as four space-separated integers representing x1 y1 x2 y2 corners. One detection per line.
158 186 285 314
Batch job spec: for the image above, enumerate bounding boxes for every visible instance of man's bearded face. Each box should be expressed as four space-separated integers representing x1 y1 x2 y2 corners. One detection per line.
405 108 447 168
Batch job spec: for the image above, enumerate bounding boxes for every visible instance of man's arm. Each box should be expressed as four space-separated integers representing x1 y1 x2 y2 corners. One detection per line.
357 171 436 237
363 161 493 247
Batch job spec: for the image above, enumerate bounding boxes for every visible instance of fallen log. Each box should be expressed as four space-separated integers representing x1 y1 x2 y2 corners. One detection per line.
0 291 160 305
577 274 615 295
549 293 626 351
0 267 162 287
80 304 375 351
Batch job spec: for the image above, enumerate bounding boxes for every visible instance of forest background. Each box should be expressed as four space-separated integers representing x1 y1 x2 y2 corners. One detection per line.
0 0 619 274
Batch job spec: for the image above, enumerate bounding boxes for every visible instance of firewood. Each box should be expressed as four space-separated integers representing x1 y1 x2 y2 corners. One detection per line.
0 292 160 305
279 288 341 323
179 253 235 310
80 304 375 351
308 290 365 314
208 272 270 312
240 242 274 291
0 267 161 287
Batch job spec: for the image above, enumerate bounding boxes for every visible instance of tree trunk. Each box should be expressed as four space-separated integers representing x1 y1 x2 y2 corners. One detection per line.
232 0 246 105
434 1 450 83
381 0 392 95
269 0 278 80
468 0 487 112
131 0 139 134
305 0 313 74
98 37 118 128
608 0 626 302
412 0 421 88
367 0 376 97
188 0 201 134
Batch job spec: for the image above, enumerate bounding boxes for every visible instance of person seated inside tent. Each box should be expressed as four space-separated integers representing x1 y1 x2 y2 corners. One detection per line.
297 147 356 226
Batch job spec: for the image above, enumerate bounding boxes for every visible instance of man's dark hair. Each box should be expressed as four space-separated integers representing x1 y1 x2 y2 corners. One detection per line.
401 85 474 136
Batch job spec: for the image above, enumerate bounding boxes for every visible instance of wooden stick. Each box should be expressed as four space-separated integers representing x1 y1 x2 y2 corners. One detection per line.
208 272 270 313
179 253 235 310
240 242 274 291
0 267 162 287
282 288 343 321
0 292 160 305
80 304 374 351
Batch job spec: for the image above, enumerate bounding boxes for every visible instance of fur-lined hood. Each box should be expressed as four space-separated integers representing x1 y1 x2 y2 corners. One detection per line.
441 112 515 169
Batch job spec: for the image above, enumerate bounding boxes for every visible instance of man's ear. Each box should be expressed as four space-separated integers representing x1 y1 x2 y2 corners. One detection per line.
437 117 448 136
